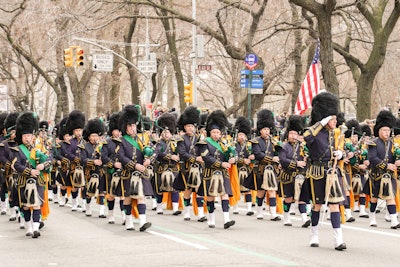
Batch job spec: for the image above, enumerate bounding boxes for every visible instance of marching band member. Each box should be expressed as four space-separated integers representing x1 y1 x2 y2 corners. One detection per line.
101 112 125 224
197 110 235 229
355 123 373 217
153 112 182 215
80 118 106 217
232 116 255 216
303 92 346 250
55 117 71 207
175 106 206 221
365 110 400 229
343 119 369 220
64 110 86 211
0 112 9 215
0 112 20 222
279 115 310 227
118 105 153 231
11 112 52 238
243 109 281 221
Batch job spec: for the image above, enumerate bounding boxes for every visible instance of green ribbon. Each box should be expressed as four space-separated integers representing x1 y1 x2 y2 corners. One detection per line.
123 135 141 152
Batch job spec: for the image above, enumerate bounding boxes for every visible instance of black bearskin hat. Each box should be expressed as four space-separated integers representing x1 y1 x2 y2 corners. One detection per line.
344 119 361 138
39 120 49 131
257 109 275 132
83 118 105 141
178 106 200 131
119 105 140 136
141 116 153 132
373 110 395 137
234 116 251 135
206 110 228 136
107 112 121 136
394 118 400 136
4 112 20 134
66 110 86 135
286 115 305 134
310 92 339 125
199 113 208 128
58 117 69 140
336 112 346 128
0 112 9 133
15 112 38 145
360 123 372 137
157 112 177 134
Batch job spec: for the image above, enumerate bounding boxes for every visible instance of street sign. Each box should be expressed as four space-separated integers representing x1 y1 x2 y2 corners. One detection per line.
92 53 114 72
138 60 157 73
240 69 264 91
245 53 258 70
198 64 212 71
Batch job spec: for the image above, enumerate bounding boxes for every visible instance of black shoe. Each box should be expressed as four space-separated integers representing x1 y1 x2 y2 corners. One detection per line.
335 243 347 251
208 224 215 228
246 211 254 216
198 216 207 222
302 220 311 228
346 217 355 223
271 216 281 221
390 223 400 229
224 220 235 229
152 207 156 211
39 221 45 229
99 215 107 218
184 217 191 221
26 232 33 237
32 231 41 238
310 243 319 248
1 211 6 215
173 210 182 216
359 214 369 218
140 222 152 232
233 211 239 215
9 216 16 221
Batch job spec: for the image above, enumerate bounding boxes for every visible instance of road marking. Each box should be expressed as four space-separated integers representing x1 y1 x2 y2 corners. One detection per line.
153 225 298 266
147 230 209 250
233 205 400 238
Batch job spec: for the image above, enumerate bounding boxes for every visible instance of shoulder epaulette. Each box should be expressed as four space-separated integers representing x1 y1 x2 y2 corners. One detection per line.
78 144 85 149
196 140 207 145
10 146 19 152
249 139 259 144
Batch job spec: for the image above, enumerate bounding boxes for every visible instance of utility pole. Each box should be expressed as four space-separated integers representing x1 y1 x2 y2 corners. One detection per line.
192 0 197 106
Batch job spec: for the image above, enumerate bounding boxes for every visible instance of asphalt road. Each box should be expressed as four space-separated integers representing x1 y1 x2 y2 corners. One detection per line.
0 198 399 267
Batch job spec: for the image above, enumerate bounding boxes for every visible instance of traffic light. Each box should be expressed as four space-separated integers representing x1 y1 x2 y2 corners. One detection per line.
184 81 193 104
76 47 84 66
63 47 73 67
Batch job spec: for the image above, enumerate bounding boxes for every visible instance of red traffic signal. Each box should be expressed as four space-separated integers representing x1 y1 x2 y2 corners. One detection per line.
76 47 84 66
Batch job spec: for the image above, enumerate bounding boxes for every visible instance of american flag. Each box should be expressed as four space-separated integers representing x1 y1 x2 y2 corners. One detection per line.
294 42 320 115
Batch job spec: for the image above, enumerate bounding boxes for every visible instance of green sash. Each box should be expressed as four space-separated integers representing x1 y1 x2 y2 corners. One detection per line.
123 135 141 152
19 144 36 168
206 137 225 155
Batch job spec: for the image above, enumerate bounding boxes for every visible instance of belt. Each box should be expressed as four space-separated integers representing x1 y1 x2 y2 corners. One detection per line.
310 161 333 168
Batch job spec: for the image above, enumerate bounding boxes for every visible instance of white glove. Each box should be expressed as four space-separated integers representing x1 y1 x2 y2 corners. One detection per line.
333 150 343 159
320 116 332 127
